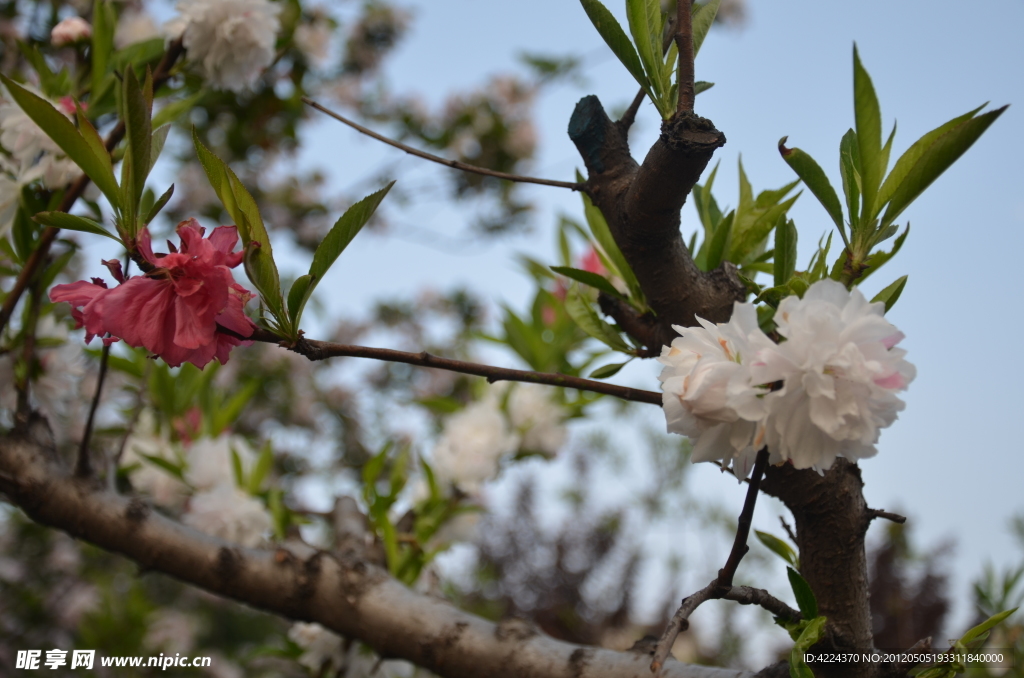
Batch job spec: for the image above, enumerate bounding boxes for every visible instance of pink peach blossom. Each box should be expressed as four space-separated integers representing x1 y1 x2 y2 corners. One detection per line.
50 219 256 368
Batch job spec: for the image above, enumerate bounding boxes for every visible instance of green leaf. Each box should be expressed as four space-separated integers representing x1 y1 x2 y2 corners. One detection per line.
122 67 152 232
33 211 120 242
286 274 315 326
755 530 798 568
774 217 797 287
579 0 652 99
626 0 663 101
960 607 1018 645
309 183 393 282
91 0 116 96
853 45 883 220
839 129 861 229
577 178 643 302
149 124 171 173
152 91 206 129
695 80 714 95
139 454 185 481
564 283 632 353
110 38 166 76
787 567 818 619
75 105 112 180
692 0 722 56
778 137 845 239
247 442 274 494
870 275 907 312
704 211 733 270
551 265 625 299
0 75 121 207
589 360 630 379
789 617 827 678
144 184 174 225
859 225 909 283
230 446 245 488
880 106 1006 228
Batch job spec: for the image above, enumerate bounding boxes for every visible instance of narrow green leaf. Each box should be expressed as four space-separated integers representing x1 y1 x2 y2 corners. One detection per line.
18 44 60 98
150 124 170 172
787 567 818 619
33 211 120 242
192 128 240 234
589 360 630 379
247 442 274 494
876 104 984 214
859 226 908 282
838 129 861 229
152 91 206 129
144 184 174 225
286 274 315 326
123 67 152 226
694 80 714 95
310 183 394 282
627 0 662 100
853 45 883 219
564 283 632 353
0 75 121 207
705 210 733 270
110 38 166 76
960 607 1018 645
551 265 625 299
577 178 643 301
75 105 112 179
692 0 722 56
579 0 652 99
870 275 907 312
778 137 846 238
91 0 115 96
789 617 827 678
773 217 797 287
880 106 1006 228
755 530 798 567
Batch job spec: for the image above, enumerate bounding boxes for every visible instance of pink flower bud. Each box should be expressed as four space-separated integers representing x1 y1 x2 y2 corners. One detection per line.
51 16 92 47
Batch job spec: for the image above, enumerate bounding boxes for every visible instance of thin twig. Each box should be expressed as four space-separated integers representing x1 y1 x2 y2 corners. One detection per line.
301 97 584 191
651 448 772 675
228 325 663 406
650 582 717 674
618 88 647 131
780 516 798 546
867 508 907 525
0 38 184 337
722 586 801 624
717 447 770 588
77 342 111 478
14 280 43 422
675 0 696 113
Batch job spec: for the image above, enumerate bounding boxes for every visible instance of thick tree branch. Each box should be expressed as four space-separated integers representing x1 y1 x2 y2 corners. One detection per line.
302 97 583 191
761 461 876 678
227 325 664 406
597 292 665 356
569 96 743 341
0 425 753 678
0 38 185 336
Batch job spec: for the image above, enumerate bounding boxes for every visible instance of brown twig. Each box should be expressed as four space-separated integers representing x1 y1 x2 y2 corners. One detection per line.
301 97 584 191
780 516 798 545
675 0 696 113
722 586 801 624
651 448 772 675
14 279 44 422
0 38 184 337
229 325 662 406
77 342 110 477
650 582 718 674
866 508 907 525
618 88 647 131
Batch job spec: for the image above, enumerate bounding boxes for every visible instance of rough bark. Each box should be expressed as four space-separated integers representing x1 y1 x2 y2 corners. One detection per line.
568 96 745 349
761 461 876 678
0 420 753 678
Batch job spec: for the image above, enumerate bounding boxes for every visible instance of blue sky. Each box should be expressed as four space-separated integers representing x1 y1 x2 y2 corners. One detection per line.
286 0 1024 640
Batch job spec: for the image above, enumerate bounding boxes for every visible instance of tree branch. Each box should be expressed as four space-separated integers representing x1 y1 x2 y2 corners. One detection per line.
302 97 583 191
76 342 110 477
568 96 742 338
651 582 718 674
675 0 696 113
226 325 664 406
0 38 184 337
717 448 770 588
0 426 754 678
597 293 668 357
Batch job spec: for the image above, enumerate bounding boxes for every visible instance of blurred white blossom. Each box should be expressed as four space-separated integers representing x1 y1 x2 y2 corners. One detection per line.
183 484 272 547
121 410 188 508
0 92 81 189
169 0 281 92
288 622 345 674
185 433 256 491
507 383 566 455
114 10 159 49
50 16 91 46
431 399 519 492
